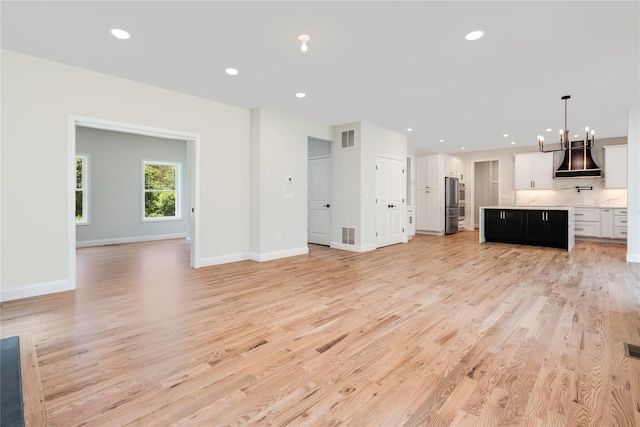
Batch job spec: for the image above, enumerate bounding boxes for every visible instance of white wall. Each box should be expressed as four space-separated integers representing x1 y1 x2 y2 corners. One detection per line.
331 123 362 249
249 108 333 261
627 108 640 263
1 49 250 301
76 127 188 246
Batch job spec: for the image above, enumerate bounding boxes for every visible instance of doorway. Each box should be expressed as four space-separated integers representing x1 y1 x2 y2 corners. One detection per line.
474 160 499 229
69 116 200 287
307 137 332 246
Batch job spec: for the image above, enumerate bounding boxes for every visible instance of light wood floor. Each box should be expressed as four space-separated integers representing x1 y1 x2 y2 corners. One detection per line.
1 233 640 426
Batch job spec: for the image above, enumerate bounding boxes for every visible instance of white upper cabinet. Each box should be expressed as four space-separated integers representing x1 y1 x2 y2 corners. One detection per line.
445 155 465 180
514 152 554 190
445 156 457 178
417 155 444 189
604 145 627 188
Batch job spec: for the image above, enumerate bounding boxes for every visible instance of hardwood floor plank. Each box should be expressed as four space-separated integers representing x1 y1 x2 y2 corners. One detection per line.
1 234 638 426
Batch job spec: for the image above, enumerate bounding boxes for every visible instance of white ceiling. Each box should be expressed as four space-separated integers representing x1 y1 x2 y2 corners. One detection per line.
2 1 638 153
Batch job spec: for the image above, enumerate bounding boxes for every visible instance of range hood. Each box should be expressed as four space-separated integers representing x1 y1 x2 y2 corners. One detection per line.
554 140 602 178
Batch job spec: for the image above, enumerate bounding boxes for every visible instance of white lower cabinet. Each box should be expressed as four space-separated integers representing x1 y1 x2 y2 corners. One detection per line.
416 189 442 233
601 208 614 238
574 207 627 240
573 208 601 237
614 209 628 239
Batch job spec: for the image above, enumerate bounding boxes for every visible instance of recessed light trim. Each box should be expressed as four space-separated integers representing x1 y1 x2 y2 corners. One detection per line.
225 68 239 76
465 30 484 41
511 141 516 145
461 147 466 150
439 139 445 143
295 92 306 98
110 28 130 40
407 128 413 132
546 128 552 132
503 134 509 137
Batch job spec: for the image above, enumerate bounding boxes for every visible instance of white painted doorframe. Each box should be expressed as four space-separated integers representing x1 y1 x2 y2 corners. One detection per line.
68 115 201 290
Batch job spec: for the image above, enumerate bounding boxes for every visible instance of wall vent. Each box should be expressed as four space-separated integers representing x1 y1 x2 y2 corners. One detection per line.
341 130 355 148
624 343 640 360
342 227 355 245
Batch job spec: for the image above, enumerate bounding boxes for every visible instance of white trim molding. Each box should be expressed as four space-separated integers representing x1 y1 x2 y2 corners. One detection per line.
198 252 250 268
330 242 376 253
0 280 74 302
76 234 187 248
249 247 309 262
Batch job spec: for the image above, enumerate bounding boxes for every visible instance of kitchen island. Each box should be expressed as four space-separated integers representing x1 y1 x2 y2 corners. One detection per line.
479 206 575 251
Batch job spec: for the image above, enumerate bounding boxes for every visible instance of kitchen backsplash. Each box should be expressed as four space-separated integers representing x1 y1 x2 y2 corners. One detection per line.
515 177 627 207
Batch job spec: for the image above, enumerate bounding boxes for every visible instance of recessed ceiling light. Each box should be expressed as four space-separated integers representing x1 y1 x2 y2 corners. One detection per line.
110 28 130 40
465 30 484 41
225 68 239 76
546 128 552 132
461 147 466 150
439 139 445 143
407 128 413 132
503 134 509 137
573 134 579 138
295 92 306 98
511 141 516 145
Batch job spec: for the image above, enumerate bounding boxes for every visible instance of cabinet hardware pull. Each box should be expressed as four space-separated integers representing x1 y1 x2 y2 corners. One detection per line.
622 231 627 234
575 228 584 231
575 213 584 216
621 220 627 223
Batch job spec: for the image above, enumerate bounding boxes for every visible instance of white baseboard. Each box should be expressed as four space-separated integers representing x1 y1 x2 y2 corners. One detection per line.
249 247 309 262
329 242 376 252
627 253 640 263
0 279 74 302
197 252 250 268
76 233 187 248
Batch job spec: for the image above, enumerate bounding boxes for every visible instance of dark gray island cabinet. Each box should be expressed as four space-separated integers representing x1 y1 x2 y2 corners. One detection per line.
480 206 575 251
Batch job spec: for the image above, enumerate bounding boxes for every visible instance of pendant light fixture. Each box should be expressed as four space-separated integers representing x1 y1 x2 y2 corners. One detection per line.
538 95 595 153
298 34 310 52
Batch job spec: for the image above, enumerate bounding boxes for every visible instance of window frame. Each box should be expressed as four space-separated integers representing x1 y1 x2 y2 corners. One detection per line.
141 159 181 222
75 154 90 225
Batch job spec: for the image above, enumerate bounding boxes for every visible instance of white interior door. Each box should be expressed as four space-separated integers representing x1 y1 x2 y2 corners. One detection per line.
308 157 331 245
376 157 405 248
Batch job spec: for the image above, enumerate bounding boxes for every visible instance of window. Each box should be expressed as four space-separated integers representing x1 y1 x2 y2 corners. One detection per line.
75 155 89 224
143 160 180 220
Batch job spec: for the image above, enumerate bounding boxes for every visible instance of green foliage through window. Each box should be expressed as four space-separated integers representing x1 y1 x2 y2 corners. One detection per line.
76 156 88 223
144 162 179 218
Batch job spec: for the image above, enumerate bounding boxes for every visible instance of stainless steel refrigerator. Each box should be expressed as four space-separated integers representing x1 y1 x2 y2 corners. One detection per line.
445 177 460 234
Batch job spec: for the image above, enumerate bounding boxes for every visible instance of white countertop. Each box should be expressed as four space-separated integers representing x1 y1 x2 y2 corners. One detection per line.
480 206 575 211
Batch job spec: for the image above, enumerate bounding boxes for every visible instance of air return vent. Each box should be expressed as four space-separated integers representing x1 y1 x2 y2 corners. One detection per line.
342 227 355 245
341 130 355 148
